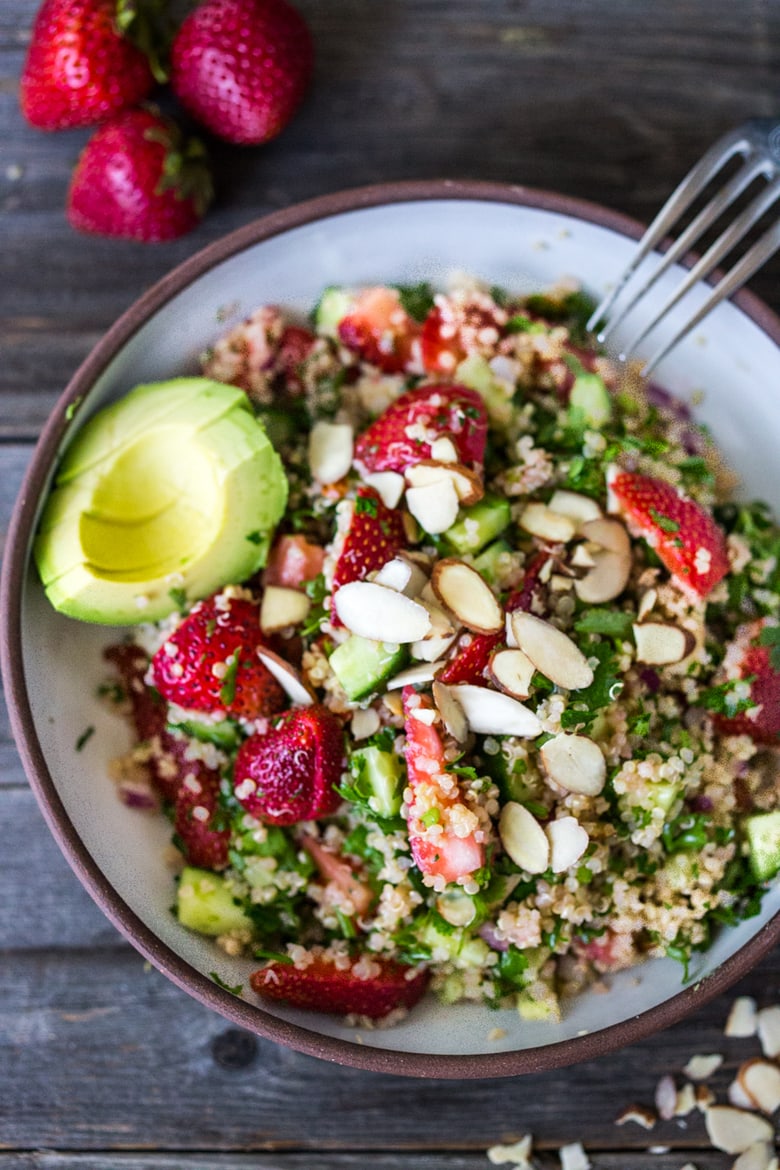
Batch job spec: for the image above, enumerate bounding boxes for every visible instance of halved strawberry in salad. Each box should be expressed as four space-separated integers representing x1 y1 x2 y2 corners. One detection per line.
330 486 407 620
353 383 488 475
419 301 504 374
250 952 430 1018
402 688 485 883
150 593 287 720
607 466 729 600
337 286 420 374
712 619 780 744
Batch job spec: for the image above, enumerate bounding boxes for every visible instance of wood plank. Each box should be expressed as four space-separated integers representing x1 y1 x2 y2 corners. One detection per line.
0 1155 732 1170
0 945 776 1151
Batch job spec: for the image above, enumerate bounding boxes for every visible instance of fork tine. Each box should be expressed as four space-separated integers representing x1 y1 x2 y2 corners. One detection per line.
641 217 780 375
586 126 752 333
621 176 780 356
597 153 767 342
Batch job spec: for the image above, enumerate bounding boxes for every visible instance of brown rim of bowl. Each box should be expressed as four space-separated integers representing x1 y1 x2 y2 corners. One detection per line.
2 178 779 1079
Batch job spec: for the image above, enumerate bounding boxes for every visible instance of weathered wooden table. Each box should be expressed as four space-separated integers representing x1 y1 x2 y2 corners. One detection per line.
2 2 779 1166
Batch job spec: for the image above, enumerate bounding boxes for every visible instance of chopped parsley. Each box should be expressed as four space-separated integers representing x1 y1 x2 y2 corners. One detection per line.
75 725 95 751
209 972 244 995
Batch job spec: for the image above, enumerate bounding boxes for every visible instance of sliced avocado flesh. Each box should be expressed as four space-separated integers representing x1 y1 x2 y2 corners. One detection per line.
34 379 288 625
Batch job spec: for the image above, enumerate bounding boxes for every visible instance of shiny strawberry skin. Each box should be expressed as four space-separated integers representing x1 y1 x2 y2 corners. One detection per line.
608 467 729 599
337 287 419 374
330 487 407 619
250 954 429 1018
150 593 286 720
714 620 780 744
20 0 154 131
353 383 488 475
67 109 212 242
173 767 230 870
233 705 345 825
170 0 313 145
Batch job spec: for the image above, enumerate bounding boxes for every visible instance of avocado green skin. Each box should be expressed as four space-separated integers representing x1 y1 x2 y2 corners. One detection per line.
34 378 288 625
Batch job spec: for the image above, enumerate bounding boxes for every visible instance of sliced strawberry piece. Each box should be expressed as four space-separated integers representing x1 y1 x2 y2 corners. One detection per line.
337 286 419 374
607 466 729 600
353 383 488 475
250 952 429 1018
276 324 316 393
150 593 287 721
264 533 325 590
330 486 407 620
233 705 345 825
402 688 484 883
299 832 374 918
174 766 230 870
419 302 501 374
712 619 780 744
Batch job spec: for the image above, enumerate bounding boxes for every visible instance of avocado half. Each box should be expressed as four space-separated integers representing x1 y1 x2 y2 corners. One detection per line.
34 378 288 625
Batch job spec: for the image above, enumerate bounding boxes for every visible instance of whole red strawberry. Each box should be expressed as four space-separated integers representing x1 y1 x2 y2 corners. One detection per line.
353 384 488 476
67 108 213 242
19 0 156 131
330 487 407 619
607 465 729 601
170 0 314 145
250 953 429 1018
150 592 286 720
233 705 345 825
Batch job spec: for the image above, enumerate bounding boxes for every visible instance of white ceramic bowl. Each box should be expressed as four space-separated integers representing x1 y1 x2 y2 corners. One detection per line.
3 181 779 1077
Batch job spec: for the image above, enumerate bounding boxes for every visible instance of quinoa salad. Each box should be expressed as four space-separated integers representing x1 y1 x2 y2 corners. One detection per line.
99 276 780 1024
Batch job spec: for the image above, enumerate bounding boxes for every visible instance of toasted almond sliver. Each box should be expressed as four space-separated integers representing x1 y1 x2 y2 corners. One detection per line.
449 684 543 738
386 660 445 690
739 1059 780 1115
580 516 631 557
704 1105 774 1154
509 611 594 690
655 1073 678 1121
351 707 380 740
757 1005 780 1058
614 1105 656 1130
540 732 606 796
363 470 405 509
731 1142 776 1170
726 997 759 1038
545 816 589 873
333 581 432 642
489 647 536 700
308 420 354 484
373 557 414 592
412 632 458 662
574 549 631 604
499 802 550 874
674 1083 697 1118
518 501 576 544
430 436 458 463
633 621 695 665
405 459 484 506
259 585 312 633
431 558 504 634
730 1077 759 1111
547 489 603 528
432 680 469 743
405 477 460 534
682 1053 723 1081
256 649 314 707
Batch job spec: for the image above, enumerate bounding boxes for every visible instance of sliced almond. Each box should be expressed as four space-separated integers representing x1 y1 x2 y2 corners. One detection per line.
256 649 314 707
757 1005 780 1058
489 648 536 700
412 632 458 663
571 543 598 569
405 459 483 506
430 435 459 463
518 501 576 544
499 802 550 873
363 470 405 509
449 684 543 738
704 1105 774 1154
395 554 430 597
432 680 469 743
614 1105 656 1129
547 490 603 529
580 516 631 557
333 581 432 643
726 997 758 1038
540 733 606 796
633 621 695 665
655 1074 678 1121
386 660 445 690
259 585 312 633
374 557 415 593
674 1083 697 1118
546 816 589 873
731 1143 776 1170
550 573 574 592
308 420 353 484
683 1053 723 1081
509 611 594 691
739 1059 780 1115
574 549 631 604
405 477 460 534
637 587 658 621
350 707 380 740
730 1077 760 1111
431 558 504 634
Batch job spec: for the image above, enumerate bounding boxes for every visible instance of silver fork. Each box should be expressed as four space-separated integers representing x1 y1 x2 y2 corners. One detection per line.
587 117 780 374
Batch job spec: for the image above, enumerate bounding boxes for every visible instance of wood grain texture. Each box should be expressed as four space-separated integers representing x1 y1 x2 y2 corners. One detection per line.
1 0 779 1162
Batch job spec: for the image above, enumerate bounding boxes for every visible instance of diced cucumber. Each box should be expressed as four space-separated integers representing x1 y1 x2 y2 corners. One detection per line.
484 739 543 805
177 867 253 936
472 538 513 586
455 353 513 426
744 810 780 881
444 492 512 555
351 744 404 817
329 634 408 700
418 918 490 968
568 372 612 429
167 717 240 751
314 286 353 336
516 979 560 1021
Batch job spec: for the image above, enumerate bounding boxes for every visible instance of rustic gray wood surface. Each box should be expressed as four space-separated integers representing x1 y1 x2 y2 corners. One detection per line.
1 0 779 1166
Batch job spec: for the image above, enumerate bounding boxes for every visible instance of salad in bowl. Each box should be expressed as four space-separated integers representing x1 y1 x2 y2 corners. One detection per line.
32 270 780 1029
